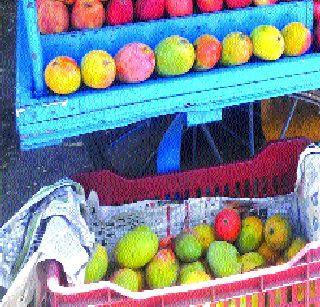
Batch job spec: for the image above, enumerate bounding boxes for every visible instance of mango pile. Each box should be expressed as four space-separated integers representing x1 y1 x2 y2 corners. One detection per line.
84 210 309 301
44 21 311 95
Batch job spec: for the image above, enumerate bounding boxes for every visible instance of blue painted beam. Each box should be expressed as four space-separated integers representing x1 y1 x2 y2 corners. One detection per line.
157 114 186 174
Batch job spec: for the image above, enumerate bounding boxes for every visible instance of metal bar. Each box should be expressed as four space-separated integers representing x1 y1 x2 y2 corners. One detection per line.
22 0 45 96
289 94 320 108
280 98 298 140
200 125 223 163
220 123 250 147
192 126 197 167
138 151 157 177
109 120 149 148
249 102 255 157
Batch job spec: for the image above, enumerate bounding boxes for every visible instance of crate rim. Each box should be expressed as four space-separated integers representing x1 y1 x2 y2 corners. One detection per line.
46 236 320 300
72 137 311 181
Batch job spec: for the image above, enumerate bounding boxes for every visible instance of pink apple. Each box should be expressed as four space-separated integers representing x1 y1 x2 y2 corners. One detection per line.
166 0 193 17
315 2 320 23
37 0 69 34
197 0 223 12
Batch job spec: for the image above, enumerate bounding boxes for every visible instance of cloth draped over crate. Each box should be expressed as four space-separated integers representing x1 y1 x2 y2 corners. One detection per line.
295 143 320 242
0 180 95 306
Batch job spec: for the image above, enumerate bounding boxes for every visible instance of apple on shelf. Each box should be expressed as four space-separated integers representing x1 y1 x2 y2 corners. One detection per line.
71 0 105 30
315 1 320 23
37 0 69 34
106 0 134 26
197 0 223 12
135 0 165 21
225 0 252 9
165 0 193 17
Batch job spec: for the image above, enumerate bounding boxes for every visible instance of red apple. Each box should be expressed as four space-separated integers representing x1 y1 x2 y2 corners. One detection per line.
315 2 320 23
71 0 105 30
214 209 241 242
37 0 69 34
135 0 165 21
197 0 223 12
316 23 320 49
225 0 252 9
106 0 134 26
166 0 193 17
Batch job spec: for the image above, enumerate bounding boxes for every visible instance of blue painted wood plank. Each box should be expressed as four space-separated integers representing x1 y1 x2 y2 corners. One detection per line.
18 68 320 149
21 0 45 96
157 114 186 174
17 52 320 124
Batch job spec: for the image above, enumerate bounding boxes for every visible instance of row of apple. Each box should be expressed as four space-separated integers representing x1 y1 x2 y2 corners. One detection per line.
37 0 282 35
44 22 311 95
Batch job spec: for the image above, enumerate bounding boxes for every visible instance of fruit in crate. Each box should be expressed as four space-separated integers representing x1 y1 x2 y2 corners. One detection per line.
216 294 259 307
253 0 277 6
264 214 292 251
84 244 108 283
136 269 145 291
57 0 76 4
221 32 253 66
295 281 316 303
37 0 69 34
179 261 207 282
155 35 195 76
225 0 252 9
192 224 215 255
174 232 202 262
114 225 159 269
180 270 211 284
207 241 241 278
194 35 222 71
317 23 320 49
146 249 179 289
71 0 105 30
240 252 265 272
115 43 155 83
81 50 116 89
135 0 165 21
314 2 320 23
106 0 134 26
111 268 140 291
282 22 312 56
285 237 307 260
44 56 81 95
251 25 285 61
214 209 241 242
236 216 263 254
257 241 280 265
275 256 286 265
197 0 223 12
165 0 193 17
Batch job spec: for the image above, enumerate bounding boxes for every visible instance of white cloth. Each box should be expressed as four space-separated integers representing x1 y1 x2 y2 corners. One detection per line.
0 180 95 306
295 143 320 242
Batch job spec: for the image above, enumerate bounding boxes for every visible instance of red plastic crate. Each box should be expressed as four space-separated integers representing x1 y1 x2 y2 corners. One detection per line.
45 138 320 306
72 138 310 205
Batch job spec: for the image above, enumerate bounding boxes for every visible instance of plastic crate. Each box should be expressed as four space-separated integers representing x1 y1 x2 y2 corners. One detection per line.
43 138 320 306
72 138 310 205
16 0 319 150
